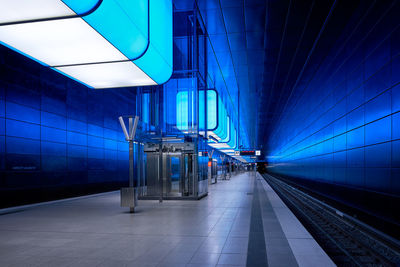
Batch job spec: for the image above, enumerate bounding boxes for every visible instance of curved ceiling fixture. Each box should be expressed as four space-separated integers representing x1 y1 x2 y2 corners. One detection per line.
0 0 172 88
209 117 237 154
206 92 228 142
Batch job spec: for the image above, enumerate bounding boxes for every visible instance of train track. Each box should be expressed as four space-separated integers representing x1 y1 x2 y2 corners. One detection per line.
262 173 400 267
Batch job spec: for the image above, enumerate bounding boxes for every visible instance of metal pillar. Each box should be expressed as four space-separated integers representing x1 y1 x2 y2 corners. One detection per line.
119 116 139 213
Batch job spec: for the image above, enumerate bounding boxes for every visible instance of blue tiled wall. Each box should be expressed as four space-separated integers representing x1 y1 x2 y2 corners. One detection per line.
0 45 136 205
268 2 400 197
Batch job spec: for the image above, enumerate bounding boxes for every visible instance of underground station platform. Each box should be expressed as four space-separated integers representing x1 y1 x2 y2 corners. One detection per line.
0 172 333 267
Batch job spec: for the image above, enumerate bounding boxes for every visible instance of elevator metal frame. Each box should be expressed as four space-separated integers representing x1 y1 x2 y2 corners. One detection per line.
139 137 208 200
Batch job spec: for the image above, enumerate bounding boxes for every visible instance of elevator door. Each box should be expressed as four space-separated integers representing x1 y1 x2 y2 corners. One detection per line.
168 153 194 197
181 153 193 196
169 155 181 196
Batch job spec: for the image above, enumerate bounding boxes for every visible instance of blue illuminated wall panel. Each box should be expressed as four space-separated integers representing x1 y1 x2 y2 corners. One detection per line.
0 44 137 207
268 2 400 198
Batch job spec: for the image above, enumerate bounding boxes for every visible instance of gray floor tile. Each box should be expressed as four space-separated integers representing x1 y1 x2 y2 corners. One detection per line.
190 252 221 265
160 251 195 264
0 172 332 267
217 253 247 265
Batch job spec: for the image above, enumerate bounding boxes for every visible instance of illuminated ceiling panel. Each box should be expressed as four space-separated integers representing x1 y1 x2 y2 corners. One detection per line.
55 61 156 89
209 116 237 154
0 0 76 23
199 89 218 131
0 0 172 88
0 18 126 66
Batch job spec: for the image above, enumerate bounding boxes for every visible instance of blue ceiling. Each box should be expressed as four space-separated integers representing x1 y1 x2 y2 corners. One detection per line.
172 0 370 154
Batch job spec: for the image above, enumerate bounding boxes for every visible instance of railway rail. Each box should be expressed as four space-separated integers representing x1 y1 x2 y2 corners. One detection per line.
262 173 400 267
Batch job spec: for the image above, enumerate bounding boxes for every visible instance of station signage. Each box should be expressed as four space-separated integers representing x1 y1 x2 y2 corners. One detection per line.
239 150 261 156
240 150 255 156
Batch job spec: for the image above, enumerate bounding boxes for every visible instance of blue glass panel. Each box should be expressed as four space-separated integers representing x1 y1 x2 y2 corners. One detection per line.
67 144 87 158
142 93 150 124
364 39 390 79
41 141 66 156
88 147 104 159
333 167 346 184
364 64 391 101
392 140 400 168
176 91 188 131
41 126 66 143
346 106 364 130
364 90 390 123
104 128 117 140
104 159 117 171
346 168 364 187
67 118 87 134
393 113 400 139
347 147 364 168
104 116 118 130
199 90 205 131
333 151 346 167
365 117 391 145
6 102 40 124
104 139 117 150
105 149 117 160
393 84 400 113
333 117 346 136
333 134 346 152
117 150 129 160
346 127 364 149
6 86 40 109
346 86 364 112
41 95 66 116
365 142 391 167
41 111 66 129
78 0 149 60
117 141 129 152
6 119 40 140
0 135 5 153
42 155 67 171
88 124 103 137
392 55 400 85
0 99 4 117
365 168 390 191
88 135 103 148
0 117 4 135
6 136 40 155
67 132 87 146
264 7 398 197
88 158 104 170
68 158 87 171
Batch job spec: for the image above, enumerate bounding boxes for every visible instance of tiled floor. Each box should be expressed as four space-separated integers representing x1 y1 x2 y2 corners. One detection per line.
0 172 335 267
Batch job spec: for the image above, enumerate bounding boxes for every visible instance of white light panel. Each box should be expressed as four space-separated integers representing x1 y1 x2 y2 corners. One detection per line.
0 18 126 66
234 156 247 163
0 0 75 24
209 143 231 149
56 61 157 88
207 131 221 141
